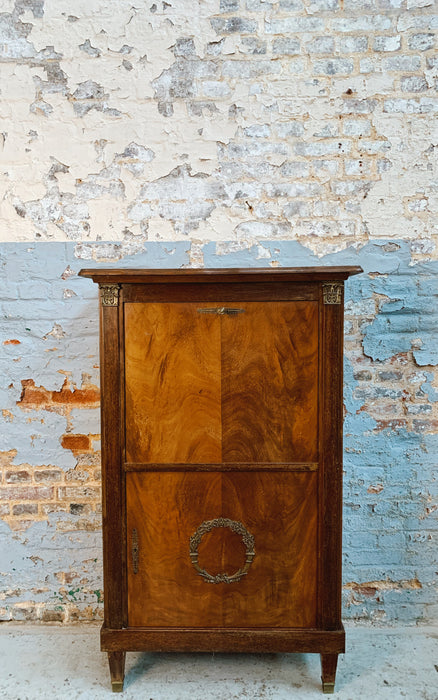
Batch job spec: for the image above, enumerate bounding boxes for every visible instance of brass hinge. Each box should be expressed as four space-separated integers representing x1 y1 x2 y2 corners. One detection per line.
322 282 343 305
100 283 120 307
132 528 139 574
197 307 244 315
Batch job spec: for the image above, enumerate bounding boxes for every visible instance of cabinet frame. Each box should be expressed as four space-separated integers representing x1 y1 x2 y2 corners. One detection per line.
79 266 362 693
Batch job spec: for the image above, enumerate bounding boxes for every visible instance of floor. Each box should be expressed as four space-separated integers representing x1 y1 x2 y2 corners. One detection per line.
0 624 437 700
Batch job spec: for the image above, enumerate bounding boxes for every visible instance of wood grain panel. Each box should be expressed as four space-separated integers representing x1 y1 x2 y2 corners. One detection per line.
220 472 317 627
221 302 318 462
127 472 225 627
127 471 317 628
124 303 221 463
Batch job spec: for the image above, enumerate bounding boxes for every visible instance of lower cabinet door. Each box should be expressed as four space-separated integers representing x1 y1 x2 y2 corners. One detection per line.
126 471 318 628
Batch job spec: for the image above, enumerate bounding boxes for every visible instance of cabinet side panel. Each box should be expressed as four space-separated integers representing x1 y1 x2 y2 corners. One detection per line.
221 301 318 463
124 303 221 463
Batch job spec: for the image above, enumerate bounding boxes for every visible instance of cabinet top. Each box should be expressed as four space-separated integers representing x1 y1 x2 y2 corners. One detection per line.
78 266 362 284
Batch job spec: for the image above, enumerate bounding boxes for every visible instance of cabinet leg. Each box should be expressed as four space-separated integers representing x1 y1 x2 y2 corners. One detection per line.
108 651 126 692
320 653 338 694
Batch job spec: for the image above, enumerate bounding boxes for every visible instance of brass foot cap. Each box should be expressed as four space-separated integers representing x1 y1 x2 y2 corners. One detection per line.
322 682 335 694
111 681 124 692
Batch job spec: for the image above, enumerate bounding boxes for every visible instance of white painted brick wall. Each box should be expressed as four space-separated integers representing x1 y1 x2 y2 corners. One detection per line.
0 0 435 263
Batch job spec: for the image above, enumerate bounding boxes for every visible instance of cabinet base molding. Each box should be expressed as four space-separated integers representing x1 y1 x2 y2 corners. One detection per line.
101 625 345 654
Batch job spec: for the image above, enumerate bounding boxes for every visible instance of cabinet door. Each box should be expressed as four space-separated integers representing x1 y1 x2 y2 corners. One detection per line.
125 301 318 464
221 301 318 463
124 302 222 464
127 471 317 628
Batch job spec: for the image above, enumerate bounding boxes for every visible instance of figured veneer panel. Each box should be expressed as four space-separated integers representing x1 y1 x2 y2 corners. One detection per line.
127 472 223 628
126 471 317 629
124 303 221 464
221 302 318 463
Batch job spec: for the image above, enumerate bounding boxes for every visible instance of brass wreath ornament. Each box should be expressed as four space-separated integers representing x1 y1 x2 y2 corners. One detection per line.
189 517 256 584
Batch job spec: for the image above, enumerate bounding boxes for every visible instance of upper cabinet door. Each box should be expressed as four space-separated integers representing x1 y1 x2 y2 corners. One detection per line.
124 300 318 464
125 302 222 464
221 301 318 463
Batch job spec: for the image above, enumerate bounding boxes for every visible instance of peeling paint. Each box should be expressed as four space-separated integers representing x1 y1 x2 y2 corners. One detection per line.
0 0 436 252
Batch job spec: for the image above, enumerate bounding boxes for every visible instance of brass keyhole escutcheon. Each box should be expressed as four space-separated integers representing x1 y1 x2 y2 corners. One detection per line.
189 517 255 584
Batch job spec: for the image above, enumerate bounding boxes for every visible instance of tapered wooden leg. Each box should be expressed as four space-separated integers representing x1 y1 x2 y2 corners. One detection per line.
320 653 338 694
108 651 126 692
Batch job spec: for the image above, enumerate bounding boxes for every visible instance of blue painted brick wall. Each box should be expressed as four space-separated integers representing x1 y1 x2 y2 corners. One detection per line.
0 240 436 623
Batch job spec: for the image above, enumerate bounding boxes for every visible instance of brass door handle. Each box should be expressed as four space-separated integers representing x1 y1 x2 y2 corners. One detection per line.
197 307 244 315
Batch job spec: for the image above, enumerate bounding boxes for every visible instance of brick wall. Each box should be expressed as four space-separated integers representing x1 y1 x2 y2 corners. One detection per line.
0 0 436 623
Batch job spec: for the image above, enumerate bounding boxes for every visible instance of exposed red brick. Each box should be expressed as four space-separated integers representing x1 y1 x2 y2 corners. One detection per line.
41 609 65 622
345 579 422 594
65 469 92 483
34 469 63 482
70 503 92 515
375 419 408 431
76 453 101 467
3 339 21 345
57 486 100 500
367 483 384 494
51 382 100 406
40 503 70 515
413 419 438 433
355 585 378 598
12 504 38 516
18 379 51 407
10 606 36 621
0 450 17 467
0 486 53 501
61 434 92 453
17 378 100 411
5 470 31 483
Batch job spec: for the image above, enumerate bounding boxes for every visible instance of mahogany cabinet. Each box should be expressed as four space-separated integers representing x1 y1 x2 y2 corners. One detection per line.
79 266 362 693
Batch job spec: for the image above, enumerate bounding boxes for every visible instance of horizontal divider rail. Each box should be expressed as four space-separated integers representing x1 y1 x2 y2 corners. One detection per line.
124 462 319 472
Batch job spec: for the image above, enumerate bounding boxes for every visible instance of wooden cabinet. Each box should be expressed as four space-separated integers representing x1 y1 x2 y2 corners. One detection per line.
79 266 361 694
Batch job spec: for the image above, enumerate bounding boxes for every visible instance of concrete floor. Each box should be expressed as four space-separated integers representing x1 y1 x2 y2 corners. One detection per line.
0 624 437 700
